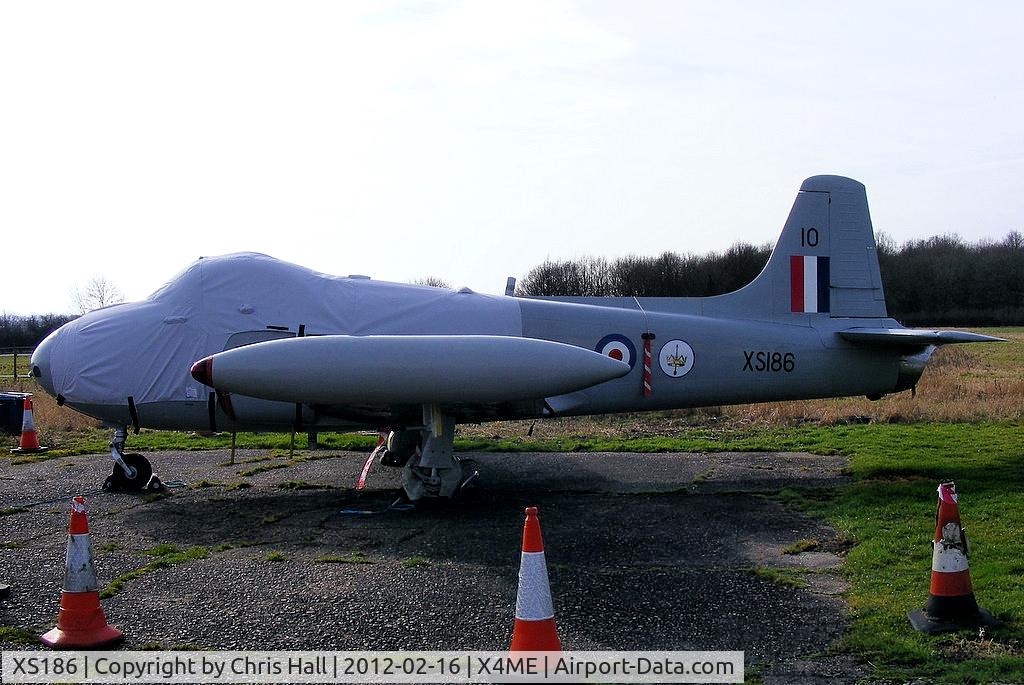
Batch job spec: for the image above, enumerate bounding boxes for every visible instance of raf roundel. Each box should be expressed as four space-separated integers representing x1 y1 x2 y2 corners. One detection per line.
595 334 637 371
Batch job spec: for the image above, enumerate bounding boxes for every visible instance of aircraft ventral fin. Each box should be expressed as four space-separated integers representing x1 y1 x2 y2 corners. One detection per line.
837 328 1005 347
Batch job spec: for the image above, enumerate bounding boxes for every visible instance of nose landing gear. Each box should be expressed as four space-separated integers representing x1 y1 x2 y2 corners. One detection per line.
398 405 478 501
102 427 162 491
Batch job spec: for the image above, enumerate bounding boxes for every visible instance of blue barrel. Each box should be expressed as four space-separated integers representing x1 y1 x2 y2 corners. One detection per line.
0 392 27 436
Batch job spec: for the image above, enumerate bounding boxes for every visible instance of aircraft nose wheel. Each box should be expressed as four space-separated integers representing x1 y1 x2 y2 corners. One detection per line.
103 453 155 491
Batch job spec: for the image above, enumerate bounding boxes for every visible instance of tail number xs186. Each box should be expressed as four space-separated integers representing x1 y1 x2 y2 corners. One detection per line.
743 351 795 373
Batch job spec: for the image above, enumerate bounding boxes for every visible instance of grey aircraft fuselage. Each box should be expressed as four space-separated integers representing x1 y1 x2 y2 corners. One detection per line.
30 175 997 453
33 283 914 431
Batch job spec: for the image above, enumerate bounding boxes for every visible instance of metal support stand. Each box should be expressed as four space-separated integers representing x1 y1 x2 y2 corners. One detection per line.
109 427 136 479
401 404 463 500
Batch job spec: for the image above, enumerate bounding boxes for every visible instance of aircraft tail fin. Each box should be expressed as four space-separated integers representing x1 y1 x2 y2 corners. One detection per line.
706 175 888 321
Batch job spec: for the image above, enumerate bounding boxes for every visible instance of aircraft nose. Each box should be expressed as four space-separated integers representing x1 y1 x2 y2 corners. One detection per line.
30 330 58 397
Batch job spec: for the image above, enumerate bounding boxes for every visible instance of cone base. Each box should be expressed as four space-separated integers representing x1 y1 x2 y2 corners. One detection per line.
40 591 124 649
40 623 123 649
908 606 1000 635
11 446 48 454
925 590 979 620
510 618 561 651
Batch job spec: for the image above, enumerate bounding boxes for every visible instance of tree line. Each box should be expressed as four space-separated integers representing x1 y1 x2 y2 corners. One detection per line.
876 232 1023 326
0 313 77 349
516 231 1024 326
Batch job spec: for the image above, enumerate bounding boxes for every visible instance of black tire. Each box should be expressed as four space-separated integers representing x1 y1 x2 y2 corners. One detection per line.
107 453 153 491
384 430 417 466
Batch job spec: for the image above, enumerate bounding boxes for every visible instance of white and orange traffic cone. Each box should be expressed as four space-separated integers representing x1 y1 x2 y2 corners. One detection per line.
908 482 999 634
40 496 123 649
10 396 48 454
510 506 561 651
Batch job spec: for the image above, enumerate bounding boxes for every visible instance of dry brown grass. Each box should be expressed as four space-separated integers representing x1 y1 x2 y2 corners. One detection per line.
715 330 1023 426
461 328 1024 439
4 379 99 433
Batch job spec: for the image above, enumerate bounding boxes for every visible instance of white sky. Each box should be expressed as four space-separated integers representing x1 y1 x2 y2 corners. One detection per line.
2 1 1022 315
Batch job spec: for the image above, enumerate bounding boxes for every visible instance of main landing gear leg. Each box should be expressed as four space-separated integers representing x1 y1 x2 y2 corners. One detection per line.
103 426 160 491
401 405 470 501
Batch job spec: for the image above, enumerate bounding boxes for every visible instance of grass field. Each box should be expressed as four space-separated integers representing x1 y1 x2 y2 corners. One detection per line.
2 328 1022 682
0 352 34 381
780 423 1023 683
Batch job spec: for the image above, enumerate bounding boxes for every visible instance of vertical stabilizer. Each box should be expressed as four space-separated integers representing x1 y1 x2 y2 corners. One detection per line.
705 175 887 320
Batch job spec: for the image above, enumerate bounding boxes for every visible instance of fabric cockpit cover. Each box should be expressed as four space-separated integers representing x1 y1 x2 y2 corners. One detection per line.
60 252 522 406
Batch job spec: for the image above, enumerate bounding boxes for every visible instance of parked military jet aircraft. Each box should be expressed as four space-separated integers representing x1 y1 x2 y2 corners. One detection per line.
31 176 1000 499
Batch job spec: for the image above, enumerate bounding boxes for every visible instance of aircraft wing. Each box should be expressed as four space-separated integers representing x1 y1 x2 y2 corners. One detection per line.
190 335 630 408
837 327 1005 347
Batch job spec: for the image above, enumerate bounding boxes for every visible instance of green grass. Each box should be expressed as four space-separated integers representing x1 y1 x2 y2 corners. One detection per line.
260 512 289 525
800 423 1024 683
315 551 374 565
101 545 210 598
209 542 253 553
972 327 1024 367
142 543 183 557
0 352 34 379
402 555 430 569
743 422 1024 682
0 508 28 516
265 551 287 562
0 625 41 645
782 538 820 555
9 414 1008 463
0 422 898 461
751 566 809 589
238 454 277 464
277 480 325 490
691 468 713 483
238 462 289 477
4 429 381 462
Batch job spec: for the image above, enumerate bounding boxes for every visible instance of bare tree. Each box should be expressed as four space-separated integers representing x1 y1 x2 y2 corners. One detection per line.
73 276 125 313
411 277 451 289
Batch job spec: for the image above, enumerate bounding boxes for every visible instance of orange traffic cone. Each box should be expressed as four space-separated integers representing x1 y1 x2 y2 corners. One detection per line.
510 506 561 651
908 482 999 634
10 396 48 454
40 496 123 648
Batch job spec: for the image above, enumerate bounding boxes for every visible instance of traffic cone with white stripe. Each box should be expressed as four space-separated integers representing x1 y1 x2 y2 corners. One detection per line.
40 496 123 648
510 506 561 651
10 396 48 454
908 482 999 634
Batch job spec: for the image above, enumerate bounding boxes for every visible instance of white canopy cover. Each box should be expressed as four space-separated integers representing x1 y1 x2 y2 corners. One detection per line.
48 252 522 406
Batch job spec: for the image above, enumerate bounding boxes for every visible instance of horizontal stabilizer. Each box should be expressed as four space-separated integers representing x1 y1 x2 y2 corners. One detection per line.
838 328 1005 346
191 335 630 405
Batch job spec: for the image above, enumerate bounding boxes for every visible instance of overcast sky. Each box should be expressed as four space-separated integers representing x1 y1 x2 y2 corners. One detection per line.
2 1 1021 315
